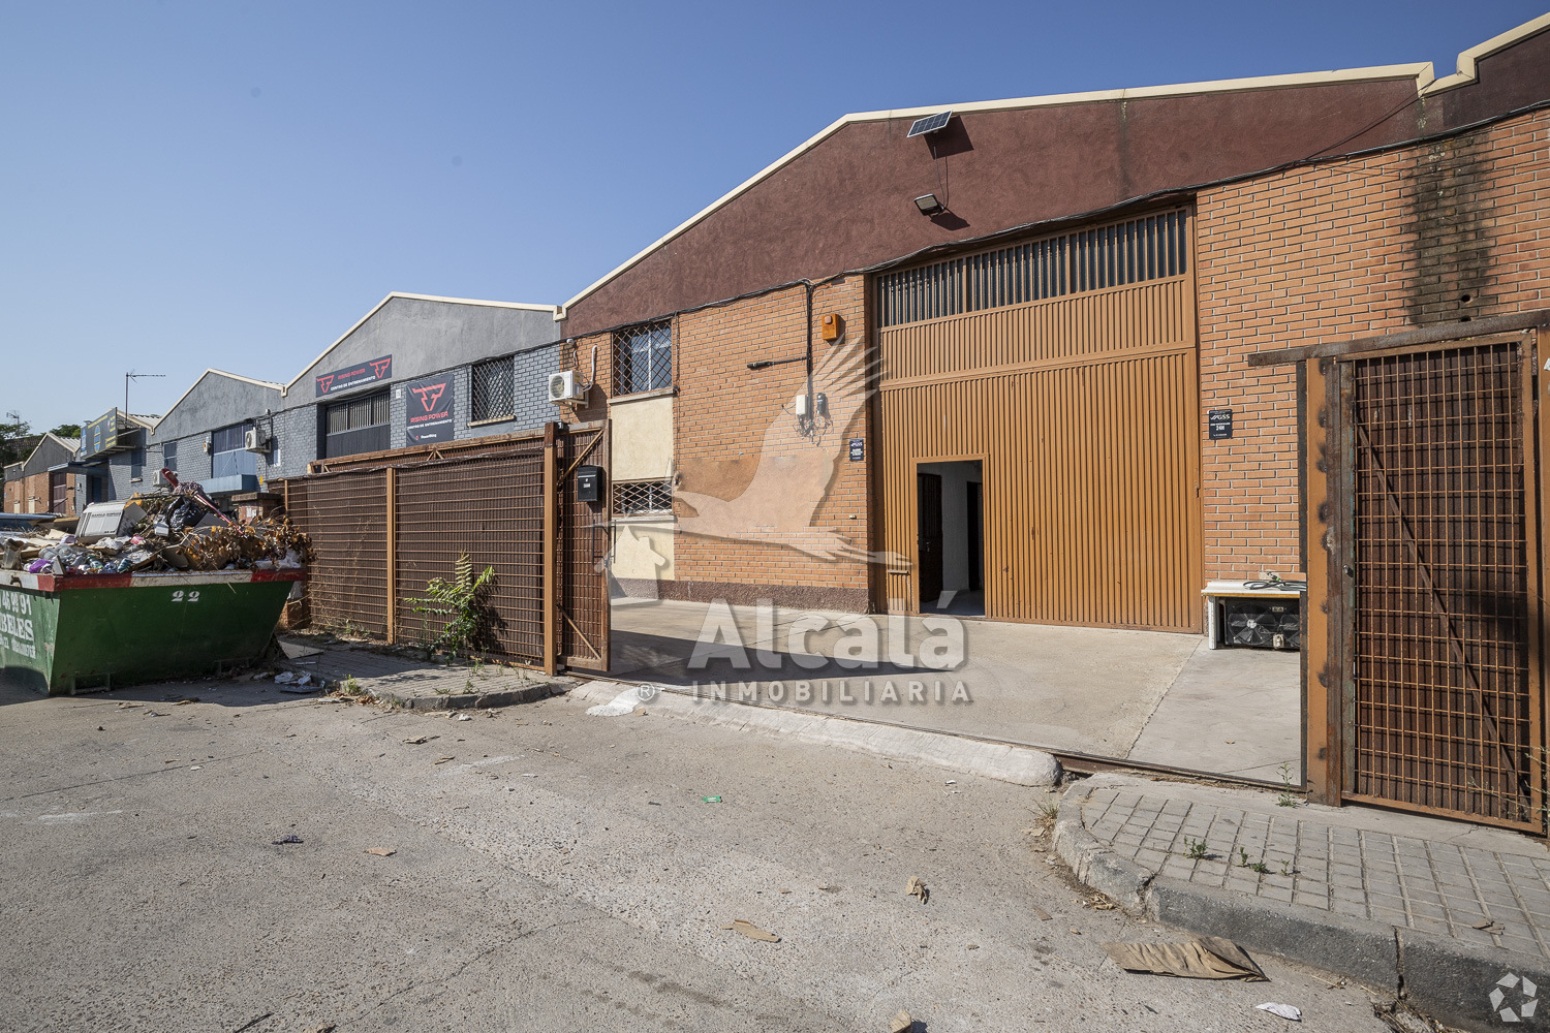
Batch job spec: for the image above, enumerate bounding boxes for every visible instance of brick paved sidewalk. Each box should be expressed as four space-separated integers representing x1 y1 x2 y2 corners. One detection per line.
1079 775 1550 960
1056 773 1550 1028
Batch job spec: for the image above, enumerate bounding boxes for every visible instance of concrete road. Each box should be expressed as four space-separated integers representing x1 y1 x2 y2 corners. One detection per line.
1 676 1387 1032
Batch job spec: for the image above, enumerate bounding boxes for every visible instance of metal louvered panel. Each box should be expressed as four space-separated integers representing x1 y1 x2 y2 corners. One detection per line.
878 209 1188 328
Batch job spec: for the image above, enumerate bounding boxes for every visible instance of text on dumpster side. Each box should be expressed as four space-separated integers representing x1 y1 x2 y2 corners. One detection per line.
0 589 36 660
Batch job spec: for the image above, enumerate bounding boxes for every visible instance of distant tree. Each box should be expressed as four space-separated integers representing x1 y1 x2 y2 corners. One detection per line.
0 416 34 468
48 423 82 439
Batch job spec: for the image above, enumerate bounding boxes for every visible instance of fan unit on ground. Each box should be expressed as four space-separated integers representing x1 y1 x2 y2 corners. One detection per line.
547 371 585 404
1220 598 1301 650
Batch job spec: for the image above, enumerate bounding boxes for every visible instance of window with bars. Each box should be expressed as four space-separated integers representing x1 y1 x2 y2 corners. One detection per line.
614 479 674 515
613 321 672 395
471 356 515 422
876 209 1190 327
323 390 391 459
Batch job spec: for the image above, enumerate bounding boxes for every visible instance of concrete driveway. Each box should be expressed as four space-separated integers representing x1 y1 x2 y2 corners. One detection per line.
605 600 1300 784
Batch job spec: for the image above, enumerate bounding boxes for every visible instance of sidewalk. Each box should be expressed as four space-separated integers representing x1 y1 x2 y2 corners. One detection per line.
275 639 568 709
1056 773 1550 1031
611 599 1300 782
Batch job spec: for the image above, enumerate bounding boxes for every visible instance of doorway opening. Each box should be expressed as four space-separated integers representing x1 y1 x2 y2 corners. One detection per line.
916 459 984 616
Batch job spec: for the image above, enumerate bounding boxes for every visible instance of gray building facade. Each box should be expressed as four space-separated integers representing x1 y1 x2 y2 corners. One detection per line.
149 371 286 495
274 293 561 478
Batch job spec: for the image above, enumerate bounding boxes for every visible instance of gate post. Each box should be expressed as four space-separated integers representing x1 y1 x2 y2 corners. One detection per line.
385 467 397 645
542 423 558 675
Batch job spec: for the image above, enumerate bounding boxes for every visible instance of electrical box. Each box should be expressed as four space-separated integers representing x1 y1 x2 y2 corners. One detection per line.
576 465 603 504
821 313 843 341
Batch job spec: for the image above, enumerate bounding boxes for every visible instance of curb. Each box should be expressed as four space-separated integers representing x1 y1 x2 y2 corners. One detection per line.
569 679 1061 787
1054 783 1550 1031
366 682 566 711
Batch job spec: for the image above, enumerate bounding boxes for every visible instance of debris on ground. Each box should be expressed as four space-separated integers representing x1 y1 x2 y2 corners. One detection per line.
1 485 312 575
434 756 455 765
703 796 722 803
365 847 396 857
1029 904 1052 921
278 639 325 660
1082 894 1118 911
1256 1002 1302 1021
890 1009 914 1033
721 919 780 943
403 736 431 745
1100 937 1267 981
273 834 303 845
906 877 929 904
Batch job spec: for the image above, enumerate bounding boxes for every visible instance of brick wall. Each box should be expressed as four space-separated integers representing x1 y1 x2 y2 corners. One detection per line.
568 277 874 609
1196 108 1550 581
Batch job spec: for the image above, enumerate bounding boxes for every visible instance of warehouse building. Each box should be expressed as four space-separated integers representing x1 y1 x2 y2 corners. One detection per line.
555 15 1550 637
273 293 561 476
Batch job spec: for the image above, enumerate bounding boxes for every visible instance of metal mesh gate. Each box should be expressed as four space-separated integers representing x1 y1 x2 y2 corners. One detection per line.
286 471 389 636
281 424 609 673
1345 339 1541 827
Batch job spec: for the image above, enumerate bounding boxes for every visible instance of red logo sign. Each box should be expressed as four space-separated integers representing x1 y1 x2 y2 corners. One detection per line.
412 383 447 412
317 373 335 394
370 358 392 378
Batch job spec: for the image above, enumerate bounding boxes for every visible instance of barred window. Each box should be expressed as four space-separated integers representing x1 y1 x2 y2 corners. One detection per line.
613 320 672 395
877 209 1190 327
614 479 674 515
471 356 515 422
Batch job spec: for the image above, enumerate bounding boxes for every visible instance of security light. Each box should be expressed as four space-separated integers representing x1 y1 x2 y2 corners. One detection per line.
914 193 944 216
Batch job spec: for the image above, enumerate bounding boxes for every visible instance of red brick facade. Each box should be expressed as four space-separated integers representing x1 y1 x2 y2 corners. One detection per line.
1196 108 1550 581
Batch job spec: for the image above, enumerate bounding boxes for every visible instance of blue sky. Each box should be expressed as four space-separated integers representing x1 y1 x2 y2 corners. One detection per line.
2 1 1543 431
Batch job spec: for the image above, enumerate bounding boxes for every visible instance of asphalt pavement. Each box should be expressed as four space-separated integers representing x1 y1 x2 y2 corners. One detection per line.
0 675 1401 1032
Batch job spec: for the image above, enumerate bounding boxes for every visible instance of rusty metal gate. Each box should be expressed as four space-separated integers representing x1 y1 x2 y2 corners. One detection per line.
1334 335 1542 828
280 421 609 674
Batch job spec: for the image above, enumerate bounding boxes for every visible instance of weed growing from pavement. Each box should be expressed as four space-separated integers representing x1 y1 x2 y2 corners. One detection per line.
1276 762 1300 807
1036 798 1060 823
340 675 362 697
1184 837 1209 860
403 552 495 660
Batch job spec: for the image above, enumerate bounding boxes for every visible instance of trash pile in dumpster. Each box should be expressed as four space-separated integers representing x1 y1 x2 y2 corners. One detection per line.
0 481 312 577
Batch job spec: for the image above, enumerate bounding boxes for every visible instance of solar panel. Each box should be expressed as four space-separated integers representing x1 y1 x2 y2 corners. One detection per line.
907 111 952 138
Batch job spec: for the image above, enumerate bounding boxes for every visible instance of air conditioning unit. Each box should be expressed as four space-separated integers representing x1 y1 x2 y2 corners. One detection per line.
242 428 270 453
547 371 586 404
1220 597 1301 650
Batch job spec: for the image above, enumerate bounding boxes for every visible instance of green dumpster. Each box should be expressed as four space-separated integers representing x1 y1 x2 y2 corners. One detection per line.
0 568 304 695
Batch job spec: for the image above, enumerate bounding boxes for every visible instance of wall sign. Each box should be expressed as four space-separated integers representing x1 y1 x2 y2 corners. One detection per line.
1207 408 1233 440
849 438 865 462
405 373 455 444
315 355 393 397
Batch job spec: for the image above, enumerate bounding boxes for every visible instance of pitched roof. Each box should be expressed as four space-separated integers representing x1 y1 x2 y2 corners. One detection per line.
557 12 1550 318
283 292 560 393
